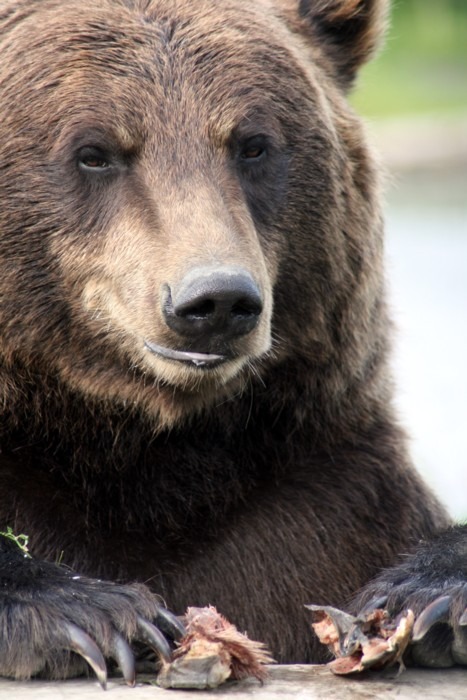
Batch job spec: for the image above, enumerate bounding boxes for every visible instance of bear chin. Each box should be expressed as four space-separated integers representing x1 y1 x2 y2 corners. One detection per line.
55 347 262 428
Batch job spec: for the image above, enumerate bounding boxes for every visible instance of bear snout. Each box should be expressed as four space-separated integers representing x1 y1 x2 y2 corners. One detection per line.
162 266 263 345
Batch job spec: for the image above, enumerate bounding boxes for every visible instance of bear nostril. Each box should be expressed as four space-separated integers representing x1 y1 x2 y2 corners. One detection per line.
179 299 216 321
231 298 262 318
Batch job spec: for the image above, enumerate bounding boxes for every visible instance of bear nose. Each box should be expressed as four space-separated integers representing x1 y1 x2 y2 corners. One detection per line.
163 267 263 342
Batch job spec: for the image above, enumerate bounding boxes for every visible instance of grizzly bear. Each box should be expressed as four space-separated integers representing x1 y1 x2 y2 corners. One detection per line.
0 0 466 685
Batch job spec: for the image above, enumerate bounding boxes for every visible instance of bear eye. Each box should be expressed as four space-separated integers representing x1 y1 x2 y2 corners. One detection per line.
77 146 111 172
240 136 267 162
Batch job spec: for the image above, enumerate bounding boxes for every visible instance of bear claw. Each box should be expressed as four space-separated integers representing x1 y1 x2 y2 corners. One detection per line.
64 611 181 687
65 623 108 689
135 616 172 662
154 606 186 640
412 595 451 641
110 633 136 687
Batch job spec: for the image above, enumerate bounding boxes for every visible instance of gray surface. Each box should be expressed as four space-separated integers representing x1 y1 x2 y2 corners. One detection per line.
0 665 466 699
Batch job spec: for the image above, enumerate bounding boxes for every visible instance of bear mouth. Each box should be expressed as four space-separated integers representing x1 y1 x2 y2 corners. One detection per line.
144 340 228 368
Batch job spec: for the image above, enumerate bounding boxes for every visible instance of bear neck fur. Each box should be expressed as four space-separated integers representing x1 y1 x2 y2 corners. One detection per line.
1 349 400 523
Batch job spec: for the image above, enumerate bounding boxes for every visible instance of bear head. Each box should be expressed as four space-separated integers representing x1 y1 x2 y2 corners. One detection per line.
0 0 388 428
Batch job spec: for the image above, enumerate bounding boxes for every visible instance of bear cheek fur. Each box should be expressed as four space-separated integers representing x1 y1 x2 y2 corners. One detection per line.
251 75 387 428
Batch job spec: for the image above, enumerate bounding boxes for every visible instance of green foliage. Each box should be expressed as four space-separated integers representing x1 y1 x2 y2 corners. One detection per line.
352 0 467 118
0 526 31 557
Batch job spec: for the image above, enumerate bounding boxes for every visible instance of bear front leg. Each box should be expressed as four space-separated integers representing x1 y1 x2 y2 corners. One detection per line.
349 524 467 668
0 533 184 687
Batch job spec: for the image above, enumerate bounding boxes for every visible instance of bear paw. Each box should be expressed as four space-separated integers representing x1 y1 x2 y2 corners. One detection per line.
0 543 184 687
352 582 467 669
309 587 467 673
308 526 467 671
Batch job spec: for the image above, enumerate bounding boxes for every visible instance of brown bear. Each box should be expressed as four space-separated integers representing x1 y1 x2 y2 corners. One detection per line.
0 0 466 685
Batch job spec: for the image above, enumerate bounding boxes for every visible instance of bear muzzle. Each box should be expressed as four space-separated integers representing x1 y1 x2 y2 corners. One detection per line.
151 266 263 367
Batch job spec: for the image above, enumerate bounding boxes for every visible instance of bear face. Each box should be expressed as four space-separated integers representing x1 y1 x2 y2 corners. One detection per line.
0 0 386 430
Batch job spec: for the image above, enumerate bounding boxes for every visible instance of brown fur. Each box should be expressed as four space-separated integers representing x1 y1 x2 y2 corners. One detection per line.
0 0 449 665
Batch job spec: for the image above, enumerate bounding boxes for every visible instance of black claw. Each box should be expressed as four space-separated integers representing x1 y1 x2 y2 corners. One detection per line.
155 606 186 640
64 622 107 690
136 616 172 663
412 596 451 642
111 633 136 687
359 596 389 616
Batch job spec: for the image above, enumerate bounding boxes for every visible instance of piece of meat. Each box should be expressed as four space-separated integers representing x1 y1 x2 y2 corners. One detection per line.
157 606 274 689
307 604 414 675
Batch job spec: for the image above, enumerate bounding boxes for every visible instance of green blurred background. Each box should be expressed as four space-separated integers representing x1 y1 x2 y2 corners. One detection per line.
352 0 467 119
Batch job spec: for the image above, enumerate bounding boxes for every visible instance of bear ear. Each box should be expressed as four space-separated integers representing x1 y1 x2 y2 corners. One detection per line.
296 0 389 88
